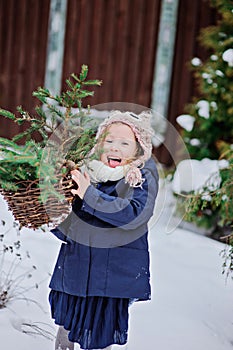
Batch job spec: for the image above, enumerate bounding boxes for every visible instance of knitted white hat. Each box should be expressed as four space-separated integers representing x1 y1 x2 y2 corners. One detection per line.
92 110 154 187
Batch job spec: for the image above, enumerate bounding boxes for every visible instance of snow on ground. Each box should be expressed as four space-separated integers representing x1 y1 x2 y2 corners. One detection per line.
0 181 232 350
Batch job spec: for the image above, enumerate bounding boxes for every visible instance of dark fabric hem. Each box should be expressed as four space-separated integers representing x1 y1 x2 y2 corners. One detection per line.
49 290 129 349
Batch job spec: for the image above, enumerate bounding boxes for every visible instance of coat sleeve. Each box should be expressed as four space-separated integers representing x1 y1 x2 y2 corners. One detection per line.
79 168 159 230
50 227 69 242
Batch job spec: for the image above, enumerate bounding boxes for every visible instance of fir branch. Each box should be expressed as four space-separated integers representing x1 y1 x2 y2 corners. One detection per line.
0 109 16 121
0 64 102 225
32 87 51 104
82 80 103 86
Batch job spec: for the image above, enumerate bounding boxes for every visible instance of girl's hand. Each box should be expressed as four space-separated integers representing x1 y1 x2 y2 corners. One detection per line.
70 170 91 199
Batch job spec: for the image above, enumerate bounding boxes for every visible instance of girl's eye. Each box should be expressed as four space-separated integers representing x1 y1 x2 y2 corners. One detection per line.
105 139 112 143
122 142 129 146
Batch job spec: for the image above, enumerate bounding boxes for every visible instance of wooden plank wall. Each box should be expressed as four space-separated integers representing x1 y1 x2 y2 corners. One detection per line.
62 0 161 107
0 0 217 164
158 0 217 164
62 0 217 164
0 0 50 138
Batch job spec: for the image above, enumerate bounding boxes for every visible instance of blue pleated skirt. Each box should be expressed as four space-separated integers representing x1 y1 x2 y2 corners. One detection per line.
49 290 129 349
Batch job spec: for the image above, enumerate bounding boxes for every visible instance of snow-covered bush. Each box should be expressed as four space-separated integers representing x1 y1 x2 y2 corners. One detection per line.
176 0 233 160
172 156 232 234
174 0 233 275
172 158 227 194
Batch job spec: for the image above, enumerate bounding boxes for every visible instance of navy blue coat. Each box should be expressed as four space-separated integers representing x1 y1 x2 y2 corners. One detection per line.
49 158 159 301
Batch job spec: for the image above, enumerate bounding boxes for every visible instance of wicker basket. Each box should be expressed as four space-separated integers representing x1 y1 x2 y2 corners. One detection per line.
0 176 74 230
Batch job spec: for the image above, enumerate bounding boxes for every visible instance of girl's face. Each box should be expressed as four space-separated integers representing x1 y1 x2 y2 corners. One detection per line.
100 123 138 168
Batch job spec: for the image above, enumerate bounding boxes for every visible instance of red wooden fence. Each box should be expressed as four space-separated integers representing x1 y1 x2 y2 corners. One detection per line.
0 0 50 138
0 0 217 164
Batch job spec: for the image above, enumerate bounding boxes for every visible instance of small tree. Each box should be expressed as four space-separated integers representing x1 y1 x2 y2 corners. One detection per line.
179 0 233 160
176 0 233 276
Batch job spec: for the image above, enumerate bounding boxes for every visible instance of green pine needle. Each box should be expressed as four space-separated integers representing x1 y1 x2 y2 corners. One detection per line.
0 65 102 211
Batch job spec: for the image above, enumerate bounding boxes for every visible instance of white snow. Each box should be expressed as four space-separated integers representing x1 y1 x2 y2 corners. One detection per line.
210 101 218 110
218 159 230 169
222 48 233 67
216 70 224 77
172 158 227 194
176 114 195 132
210 55 218 61
202 72 212 80
191 57 202 66
0 183 232 350
189 138 201 146
196 100 210 119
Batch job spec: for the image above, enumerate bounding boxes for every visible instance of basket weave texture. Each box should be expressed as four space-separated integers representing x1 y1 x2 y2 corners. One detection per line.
0 177 74 230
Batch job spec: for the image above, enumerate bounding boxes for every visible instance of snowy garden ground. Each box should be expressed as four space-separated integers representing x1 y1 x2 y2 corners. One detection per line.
0 180 233 350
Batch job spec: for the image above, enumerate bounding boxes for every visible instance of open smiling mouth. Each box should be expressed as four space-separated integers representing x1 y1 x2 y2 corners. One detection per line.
107 156 122 168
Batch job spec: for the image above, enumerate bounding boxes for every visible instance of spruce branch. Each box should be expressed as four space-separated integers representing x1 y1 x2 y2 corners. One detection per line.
0 109 16 121
0 64 102 197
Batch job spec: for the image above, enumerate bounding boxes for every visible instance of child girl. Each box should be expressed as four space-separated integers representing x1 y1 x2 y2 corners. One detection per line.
49 111 159 350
